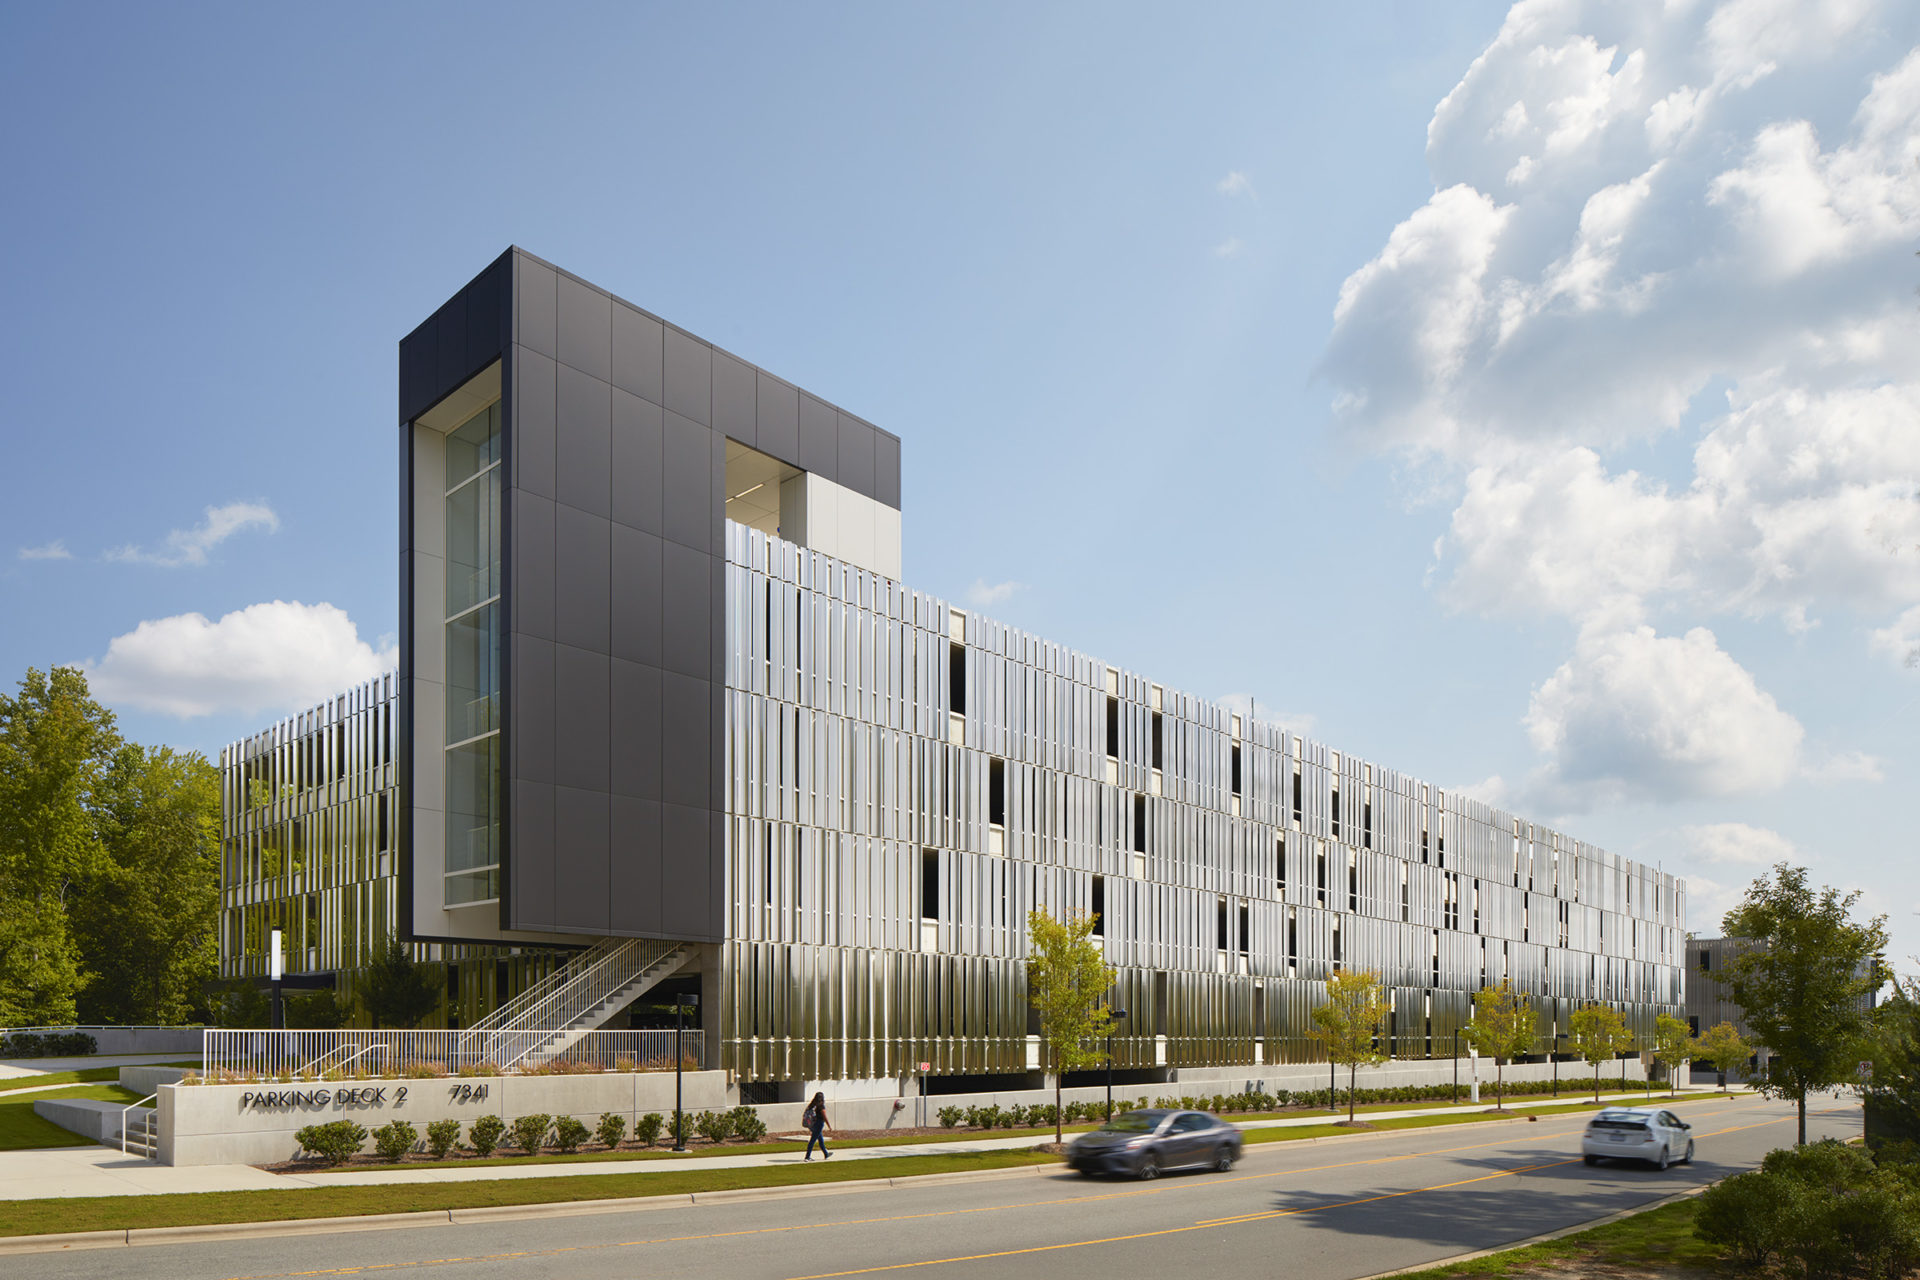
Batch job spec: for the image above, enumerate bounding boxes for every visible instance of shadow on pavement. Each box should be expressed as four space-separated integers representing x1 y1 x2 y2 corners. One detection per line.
1248 1147 1735 1251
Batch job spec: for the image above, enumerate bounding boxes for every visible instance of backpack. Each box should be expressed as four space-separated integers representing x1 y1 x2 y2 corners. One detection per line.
802 1103 820 1129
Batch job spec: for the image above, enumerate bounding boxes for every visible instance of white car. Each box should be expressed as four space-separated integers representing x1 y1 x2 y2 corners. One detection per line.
1581 1106 1694 1169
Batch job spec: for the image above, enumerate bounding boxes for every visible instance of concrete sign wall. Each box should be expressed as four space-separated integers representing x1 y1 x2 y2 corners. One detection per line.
160 1070 731 1166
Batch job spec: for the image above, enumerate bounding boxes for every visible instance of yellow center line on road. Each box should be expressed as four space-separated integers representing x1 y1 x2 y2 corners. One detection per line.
782 1102 1816 1280
215 1095 1791 1280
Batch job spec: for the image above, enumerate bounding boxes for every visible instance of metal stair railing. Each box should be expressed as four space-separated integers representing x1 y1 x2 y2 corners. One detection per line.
496 945 692 1070
120 1094 158 1158
461 940 614 1037
460 938 685 1067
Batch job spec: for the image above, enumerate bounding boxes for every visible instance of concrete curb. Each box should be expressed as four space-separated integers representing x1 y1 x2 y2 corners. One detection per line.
1351 1185 1712 1280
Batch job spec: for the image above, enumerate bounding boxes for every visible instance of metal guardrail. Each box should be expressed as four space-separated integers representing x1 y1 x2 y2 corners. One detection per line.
200 1028 705 1080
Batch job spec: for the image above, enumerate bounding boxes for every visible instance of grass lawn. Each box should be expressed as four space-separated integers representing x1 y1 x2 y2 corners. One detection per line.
0 1067 128 1094
0 1147 1061 1238
0 1084 145 1151
1383 1196 1712 1280
0 1059 200 1095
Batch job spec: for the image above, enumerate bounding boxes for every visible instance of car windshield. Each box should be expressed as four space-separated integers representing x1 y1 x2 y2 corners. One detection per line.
1103 1112 1158 1132
1590 1113 1649 1130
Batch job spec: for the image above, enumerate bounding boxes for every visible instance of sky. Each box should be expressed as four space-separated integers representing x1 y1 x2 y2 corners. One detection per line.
3 1 1916 966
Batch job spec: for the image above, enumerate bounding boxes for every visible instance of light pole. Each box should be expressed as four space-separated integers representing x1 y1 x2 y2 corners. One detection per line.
269 928 284 1035
1105 1008 1128 1121
1452 1028 1460 1104
672 992 700 1153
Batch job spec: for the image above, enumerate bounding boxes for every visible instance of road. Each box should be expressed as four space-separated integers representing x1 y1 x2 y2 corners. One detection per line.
9 1092 1859 1280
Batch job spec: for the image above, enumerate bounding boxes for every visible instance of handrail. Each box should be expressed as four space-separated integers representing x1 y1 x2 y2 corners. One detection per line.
461 944 602 1037
493 945 689 1070
469 939 679 1054
120 1092 158 1157
485 939 661 1037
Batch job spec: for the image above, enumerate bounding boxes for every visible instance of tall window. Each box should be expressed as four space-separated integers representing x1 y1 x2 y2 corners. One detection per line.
444 402 502 905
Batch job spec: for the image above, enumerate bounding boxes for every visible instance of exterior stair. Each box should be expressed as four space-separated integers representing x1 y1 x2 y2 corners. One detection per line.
458 937 692 1070
118 1107 158 1159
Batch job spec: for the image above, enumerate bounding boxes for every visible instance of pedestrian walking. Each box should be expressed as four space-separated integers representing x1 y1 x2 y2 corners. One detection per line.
802 1091 831 1160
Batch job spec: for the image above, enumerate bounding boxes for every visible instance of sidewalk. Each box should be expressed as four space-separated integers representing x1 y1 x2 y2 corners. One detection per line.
0 1087 1729 1202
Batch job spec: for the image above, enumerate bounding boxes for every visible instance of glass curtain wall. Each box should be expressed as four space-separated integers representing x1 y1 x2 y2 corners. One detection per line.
444 402 501 905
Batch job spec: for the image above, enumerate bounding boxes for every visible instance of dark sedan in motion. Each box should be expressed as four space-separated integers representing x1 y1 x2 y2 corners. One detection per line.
1067 1108 1243 1179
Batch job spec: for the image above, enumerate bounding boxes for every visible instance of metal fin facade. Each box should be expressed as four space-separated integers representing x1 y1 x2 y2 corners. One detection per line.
719 523 1685 1081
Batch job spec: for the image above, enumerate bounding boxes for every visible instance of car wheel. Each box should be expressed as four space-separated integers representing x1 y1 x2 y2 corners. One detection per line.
1136 1154 1159 1181
1654 1145 1670 1171
1683 1140 1694 1165
1214 1145 1236 1172
1583 1154 1598 1167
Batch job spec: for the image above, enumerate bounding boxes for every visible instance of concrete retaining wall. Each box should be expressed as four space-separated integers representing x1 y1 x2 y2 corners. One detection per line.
33 1098 139 1145
3 1027 202 1056
788 1056 1663 1130
120 1066 191 1095
159 1070 733 1166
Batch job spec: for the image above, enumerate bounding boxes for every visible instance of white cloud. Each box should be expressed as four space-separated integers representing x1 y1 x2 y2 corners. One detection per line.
1676 821 1808 932
964 578 1023 609
105 502 279 568
1216 170 1256 198
82 600 395 718
18 540 72 561
1677 870 1748 937
1524 624 1803 808
1870 604 1920 668
1321 2 1920 806
1213 237 1246 259
1682 821 1799 866
1802 749 1885 782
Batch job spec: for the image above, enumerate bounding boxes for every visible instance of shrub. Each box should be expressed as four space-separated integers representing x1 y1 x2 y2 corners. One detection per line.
295 1120 367 1166
457 1063 504 1077
553 1115 590 1154
669 1111 693 1145
509 1114 552 1155
425 1118 462 1158
595 1112 627 1149
695 1110 731 1144
999 1107 1020 1129
728 1106 768 1142
636 1112 664 1146
400 1060 447 1079
938 1106 965 1129
469 1114 505 1157
372 1119 418 1162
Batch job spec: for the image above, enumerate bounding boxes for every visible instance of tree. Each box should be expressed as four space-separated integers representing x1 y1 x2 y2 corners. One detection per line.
69 745 220 1025
0 667 119 1025
1864 979 1920 1153
1464 980 1536 1110
362 942 439 1030
1311 969 1388 1122
1720 863 1889 1145
1692 1021 1752 1093
1025 909 1117 1145
1568 1003 1634 1100
1650 1013 1693 1097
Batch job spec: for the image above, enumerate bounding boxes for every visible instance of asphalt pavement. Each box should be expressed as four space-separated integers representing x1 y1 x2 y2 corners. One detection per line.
3 1091 1860 1280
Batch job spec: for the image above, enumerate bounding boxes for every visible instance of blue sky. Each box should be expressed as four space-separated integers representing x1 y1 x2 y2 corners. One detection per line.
3 2 1916 963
